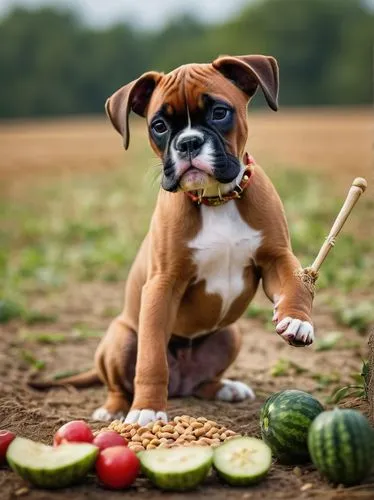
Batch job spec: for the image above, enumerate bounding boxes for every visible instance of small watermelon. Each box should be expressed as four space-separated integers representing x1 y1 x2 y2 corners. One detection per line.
213 437 272 486
308 408 374 486
260 389 324 463
139 446 213 491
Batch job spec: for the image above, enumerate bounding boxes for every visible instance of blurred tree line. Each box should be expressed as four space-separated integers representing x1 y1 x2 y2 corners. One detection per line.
0 0 373 118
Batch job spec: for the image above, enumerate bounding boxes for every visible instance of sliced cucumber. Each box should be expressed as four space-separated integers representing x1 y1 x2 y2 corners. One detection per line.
6 437 98 489
213 437 272 486
139 446 213 490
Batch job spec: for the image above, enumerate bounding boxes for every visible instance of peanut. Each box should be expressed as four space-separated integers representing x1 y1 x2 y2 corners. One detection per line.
225 429 237 436
152 424 162 434
140 431 155 440
190 421 204 429
129 444 145 453
149 438 160 446
207 420 218 427
97 414 241 450
174 424 185 435
206 427 219 438
157 432 176 439
193 427 206 437
184 434 196 441
131 433 143 443
146 444 157 450
200 437 220 445
137 427 150 436
161 424 175 433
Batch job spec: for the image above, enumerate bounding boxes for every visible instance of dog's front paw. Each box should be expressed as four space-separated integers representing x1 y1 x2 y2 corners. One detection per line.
216 380 255 402
124 409 168 426
276 317 314 346
92 407 126 422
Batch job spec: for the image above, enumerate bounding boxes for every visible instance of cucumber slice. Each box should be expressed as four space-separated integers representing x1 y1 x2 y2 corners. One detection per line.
213 437 272 486
6 437 98 489
139 446 213 490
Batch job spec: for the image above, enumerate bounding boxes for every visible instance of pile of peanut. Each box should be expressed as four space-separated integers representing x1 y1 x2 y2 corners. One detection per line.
97 415 240 453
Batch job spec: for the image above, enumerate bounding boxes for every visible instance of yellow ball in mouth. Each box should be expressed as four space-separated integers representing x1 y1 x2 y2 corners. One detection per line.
179 167 216 192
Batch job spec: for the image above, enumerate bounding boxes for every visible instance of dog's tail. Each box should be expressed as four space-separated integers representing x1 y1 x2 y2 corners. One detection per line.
28 368 101 389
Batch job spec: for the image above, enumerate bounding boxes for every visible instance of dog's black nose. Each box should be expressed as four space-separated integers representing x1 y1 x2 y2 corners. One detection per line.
175 134 204 156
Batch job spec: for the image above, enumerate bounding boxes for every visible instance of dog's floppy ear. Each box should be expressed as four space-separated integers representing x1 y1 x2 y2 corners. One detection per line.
105 71 162 150
212 55 279 111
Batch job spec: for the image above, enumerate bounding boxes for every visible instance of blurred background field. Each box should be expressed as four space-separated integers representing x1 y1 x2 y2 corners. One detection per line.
1 109 373 332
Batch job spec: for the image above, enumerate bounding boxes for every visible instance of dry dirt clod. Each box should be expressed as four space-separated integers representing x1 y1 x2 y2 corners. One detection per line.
293 466 302 477
14 487 29 497
300 483 313 491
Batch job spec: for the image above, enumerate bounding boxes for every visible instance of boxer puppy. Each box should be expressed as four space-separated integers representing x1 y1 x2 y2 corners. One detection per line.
31 55 314 425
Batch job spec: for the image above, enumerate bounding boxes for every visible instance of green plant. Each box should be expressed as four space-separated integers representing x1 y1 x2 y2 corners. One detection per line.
328 360 369 403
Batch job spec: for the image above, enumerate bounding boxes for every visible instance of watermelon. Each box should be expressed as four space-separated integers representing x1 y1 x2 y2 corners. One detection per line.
308 408 374 486
213 437 272 485
6 437 98 489
260 389 324 463
139 446 213 491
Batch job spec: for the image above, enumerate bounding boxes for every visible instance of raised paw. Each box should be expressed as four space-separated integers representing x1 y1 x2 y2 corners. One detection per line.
216 379 255 402
276 317 314 346
91 407 126 422
123 409 168 426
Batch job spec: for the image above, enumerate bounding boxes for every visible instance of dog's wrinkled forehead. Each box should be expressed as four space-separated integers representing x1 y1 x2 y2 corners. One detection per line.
147 63 247 121
105 55 279 150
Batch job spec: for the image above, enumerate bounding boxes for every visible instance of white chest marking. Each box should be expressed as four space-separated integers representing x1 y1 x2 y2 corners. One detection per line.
188 203 262 320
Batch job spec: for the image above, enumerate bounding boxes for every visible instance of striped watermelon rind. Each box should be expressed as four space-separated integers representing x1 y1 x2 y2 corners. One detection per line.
213 437 272 486
308 408 374 486
139 446 213 491
6 437 98 489
260 389 324 464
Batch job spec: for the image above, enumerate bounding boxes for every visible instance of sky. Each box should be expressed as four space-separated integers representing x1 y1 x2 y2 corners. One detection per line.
0 0 253 28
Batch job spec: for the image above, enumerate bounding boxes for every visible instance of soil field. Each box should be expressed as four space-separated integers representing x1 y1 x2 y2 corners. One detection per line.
0 108 373 500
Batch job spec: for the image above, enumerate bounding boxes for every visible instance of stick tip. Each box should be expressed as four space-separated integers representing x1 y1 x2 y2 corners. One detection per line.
352 177 367 192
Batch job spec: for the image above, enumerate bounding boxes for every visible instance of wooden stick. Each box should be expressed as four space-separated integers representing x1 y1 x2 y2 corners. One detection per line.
310 177 367 273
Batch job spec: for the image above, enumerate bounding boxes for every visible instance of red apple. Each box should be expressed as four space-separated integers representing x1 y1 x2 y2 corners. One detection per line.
93 431 127 451
0 430 16 464
53 420 93 446
96 446 140 489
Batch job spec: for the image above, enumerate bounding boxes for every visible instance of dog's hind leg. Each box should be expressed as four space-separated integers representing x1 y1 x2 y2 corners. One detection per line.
190 324 255 402
92 317 137 421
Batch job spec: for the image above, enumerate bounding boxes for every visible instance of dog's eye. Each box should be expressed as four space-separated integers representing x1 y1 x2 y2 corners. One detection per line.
152 120 168 134
212 107 229 121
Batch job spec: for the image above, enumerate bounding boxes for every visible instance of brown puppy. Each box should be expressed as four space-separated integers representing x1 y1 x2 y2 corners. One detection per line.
32 55 314 425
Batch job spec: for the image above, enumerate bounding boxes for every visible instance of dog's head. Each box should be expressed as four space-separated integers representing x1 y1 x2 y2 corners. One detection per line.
106 55 279 193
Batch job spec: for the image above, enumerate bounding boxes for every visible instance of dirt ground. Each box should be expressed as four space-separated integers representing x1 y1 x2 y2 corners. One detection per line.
0 109 373 500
